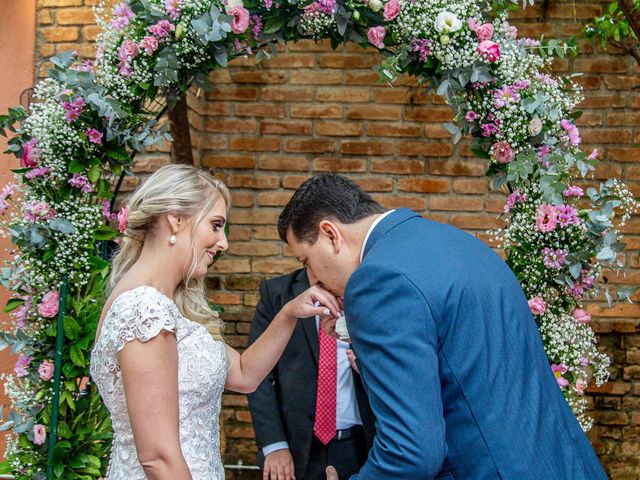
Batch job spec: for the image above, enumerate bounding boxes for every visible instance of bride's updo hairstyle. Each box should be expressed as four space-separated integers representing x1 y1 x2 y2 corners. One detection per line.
109 164 231 339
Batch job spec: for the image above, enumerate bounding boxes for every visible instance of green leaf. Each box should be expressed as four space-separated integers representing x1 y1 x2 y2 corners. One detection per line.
94 225 117 241
3 297 25 313
87 164 100 183
263 17 286 34
68 158 85 174
106 147 130 162
63 315 82 341
70 345 85 367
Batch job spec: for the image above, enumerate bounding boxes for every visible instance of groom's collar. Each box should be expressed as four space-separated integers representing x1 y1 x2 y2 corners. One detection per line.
360 208 420 261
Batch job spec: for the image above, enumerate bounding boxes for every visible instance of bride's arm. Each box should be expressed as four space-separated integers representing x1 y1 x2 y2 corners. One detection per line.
224 285 339 394
120 331 192 480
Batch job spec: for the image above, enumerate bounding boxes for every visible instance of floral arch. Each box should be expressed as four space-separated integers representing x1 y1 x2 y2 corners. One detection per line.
0 0 637 477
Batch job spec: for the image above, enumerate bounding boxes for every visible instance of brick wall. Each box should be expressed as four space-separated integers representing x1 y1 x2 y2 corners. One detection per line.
31 1 640 478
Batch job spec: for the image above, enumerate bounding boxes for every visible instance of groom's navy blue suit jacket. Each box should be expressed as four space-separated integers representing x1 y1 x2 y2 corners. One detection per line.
345 208 606 480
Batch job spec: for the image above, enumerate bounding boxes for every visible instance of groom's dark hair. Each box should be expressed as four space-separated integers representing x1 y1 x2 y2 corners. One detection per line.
278 173 386 244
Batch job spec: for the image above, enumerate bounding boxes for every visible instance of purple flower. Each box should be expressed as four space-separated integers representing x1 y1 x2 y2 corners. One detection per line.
536 204 558 232
68 174 89 189
14 353 31 377
0 198 9 215
25 167 50 180
503 189 526 213
481 123 499 137
86 128 103 144
1 184 16 199
265 0 273 8
465 111 477 122
579 356 590 367
560 119 581 146
551 364 569 388
556 204 580 227
251 15 263 39
317 0 337 13
148 19 175 38
111 2 135 31
581 270 595 289
103 200 117 221
412 38 433 63
493 86 519 109
563 185 584 197
542 247 567 269
63 97 85 123
165 0 182 19
24 201 56 223
568 281 584 298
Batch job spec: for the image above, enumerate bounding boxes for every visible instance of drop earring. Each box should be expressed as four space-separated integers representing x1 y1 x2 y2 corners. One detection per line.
169 234 177 245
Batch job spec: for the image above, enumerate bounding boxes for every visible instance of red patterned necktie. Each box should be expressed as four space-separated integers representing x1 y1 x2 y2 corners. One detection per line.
314 325 337 445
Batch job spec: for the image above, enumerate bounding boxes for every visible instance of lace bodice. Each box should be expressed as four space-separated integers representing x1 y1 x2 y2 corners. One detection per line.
90 286 227 479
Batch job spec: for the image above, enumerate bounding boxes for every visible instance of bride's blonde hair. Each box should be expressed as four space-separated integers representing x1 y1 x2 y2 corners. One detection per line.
109 164 231 339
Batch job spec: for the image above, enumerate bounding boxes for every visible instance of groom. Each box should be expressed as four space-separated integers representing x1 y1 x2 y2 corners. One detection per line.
277 173 607 479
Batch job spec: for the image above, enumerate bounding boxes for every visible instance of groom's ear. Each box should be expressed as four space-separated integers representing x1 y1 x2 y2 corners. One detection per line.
319 220 342 252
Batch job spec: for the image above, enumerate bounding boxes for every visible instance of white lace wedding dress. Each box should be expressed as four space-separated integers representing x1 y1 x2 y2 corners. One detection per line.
90 286 228 479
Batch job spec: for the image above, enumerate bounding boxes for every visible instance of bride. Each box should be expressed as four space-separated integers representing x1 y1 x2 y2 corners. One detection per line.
90 164 339 480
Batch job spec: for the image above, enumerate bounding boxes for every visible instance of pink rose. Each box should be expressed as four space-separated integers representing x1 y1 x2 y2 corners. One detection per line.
228 6 250 34
477 40 500 62
492 141 515 164
38 359 54 381
383 0 400 21
573 308 591 324
119 39 139 62
139 35 159 55
33 424 46 446
38 290 59 318
367 26 386 49
475 23 493 42
575 379 587 395
22 138 40 168
467 18 481 31
117 204 129 234
528 296 546 315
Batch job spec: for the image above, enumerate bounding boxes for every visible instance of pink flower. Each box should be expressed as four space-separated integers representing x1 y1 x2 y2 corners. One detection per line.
117 205 129 234
556 204 580 227
575 379 587 395
528 296 546 315
102 200 117 221
493 86 519 109
492 141 515 164
383 0 400 21
68 173 89 189
228 6 250 34
62 97 85 123
38 359 54 381
579 356 590 367
14 353 31 377
119 39 139 62
317 0 336 13
465 111 477 122
368 26 386 49
475 23 493 42
551 364 569 388
24 201 56 223
148 19 175 38
165 0 182 19
111 2 135 31
467 18 481 31
536 204 558 232
33 424 46 446
481 123 499 137
1 184 16 198
568 281 584 299
477 40 500 62
573 308 591 324
139 35 159 55
560 119 581 146
504 189 526 213
86 128 103 144
503 22 517 39
25 167 49 180
38 290 59 318
541 247 566 269
563 185 584 197
588 148 599 160
412 38 433 62
21 138 40 168
251 15 263 39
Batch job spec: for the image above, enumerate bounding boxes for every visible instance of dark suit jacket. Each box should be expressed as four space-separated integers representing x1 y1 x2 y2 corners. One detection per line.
248 269 375 479
345 208 607 479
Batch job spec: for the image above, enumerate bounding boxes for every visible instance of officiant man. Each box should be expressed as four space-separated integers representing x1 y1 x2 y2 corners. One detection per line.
248 268 375 480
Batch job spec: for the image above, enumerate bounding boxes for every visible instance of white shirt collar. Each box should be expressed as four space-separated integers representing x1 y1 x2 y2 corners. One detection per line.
359 210 395 263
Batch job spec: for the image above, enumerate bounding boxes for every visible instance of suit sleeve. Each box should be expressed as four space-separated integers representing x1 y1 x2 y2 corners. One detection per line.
346 263 446 479
247 279 288 449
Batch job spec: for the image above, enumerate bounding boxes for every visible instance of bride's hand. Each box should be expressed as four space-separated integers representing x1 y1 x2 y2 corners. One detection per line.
282 285 340 320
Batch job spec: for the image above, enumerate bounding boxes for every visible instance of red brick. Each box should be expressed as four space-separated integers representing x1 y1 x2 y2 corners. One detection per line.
41 27 79 42
373 195 427 211
291 105 342 118
264 54 316 68
319 54 375 69
371 159 425 174
227 242 280 256
254 226 280 240
609 147 640 162
574 57 629 74
82 25 101 42
398 178 449 193
340 141 393 156
253 258 302 274
284 139 336 153
576 112 603 127
211 258 251 274
231 71 288 84
202 155 255 169
203 103 231 116
453 179 488 194
39 0 83 5
207 87 258 101
227 226 251 241
428 160 486 176
231 208 281 225
424 124 454 139
344 71 380 85
290 70 343 85
257 192 294 207
346 105 402 121
282 175 310 189
229 137 280 152
353 178 393 192
316 87 370 103
211 293 242 305
573 75 602 90
404 107 454 122
581 129 633 144
288 39 331 52
579 95 627 109
450 214 503 230
230 192 255 208
205 118 257 133
313 158 366 172
368 123 421 137
260 120 312 135
399 142 454 157
317 121 363 136
236 103 286 117
607 112 640 127
604 75 640 90
430 197 484 211
227 175 280 189
55 7 95 24
258 155 309 171
261 87 314 102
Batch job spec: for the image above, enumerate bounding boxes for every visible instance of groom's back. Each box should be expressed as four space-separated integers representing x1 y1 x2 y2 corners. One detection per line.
363 210 606 479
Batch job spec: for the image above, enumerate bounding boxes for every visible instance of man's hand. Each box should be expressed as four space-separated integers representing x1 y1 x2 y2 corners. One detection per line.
263 448 296 480
326 466 339 480
346 349 359 374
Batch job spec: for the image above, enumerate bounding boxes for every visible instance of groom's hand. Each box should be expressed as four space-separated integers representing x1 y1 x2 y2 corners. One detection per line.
326 466 339 480
263 448 295 480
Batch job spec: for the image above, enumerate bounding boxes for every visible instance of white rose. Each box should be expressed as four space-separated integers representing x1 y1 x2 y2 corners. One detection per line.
528 116 543 136
435 11 462 33
369 0 383 12
226 0 244 8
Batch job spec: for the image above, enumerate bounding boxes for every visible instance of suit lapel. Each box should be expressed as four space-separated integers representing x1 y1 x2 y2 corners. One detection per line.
362 208 420 260
291 270 320 366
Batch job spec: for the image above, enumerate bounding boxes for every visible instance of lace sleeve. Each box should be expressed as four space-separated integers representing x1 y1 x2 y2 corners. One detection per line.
114 288 178 353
